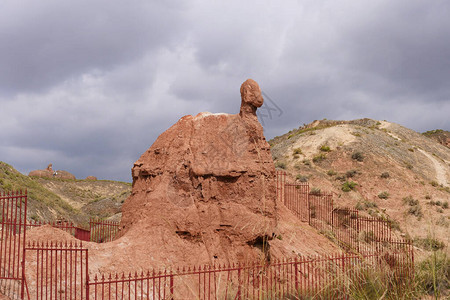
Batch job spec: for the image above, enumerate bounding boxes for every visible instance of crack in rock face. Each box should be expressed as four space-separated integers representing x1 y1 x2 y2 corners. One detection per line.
119 79 277 264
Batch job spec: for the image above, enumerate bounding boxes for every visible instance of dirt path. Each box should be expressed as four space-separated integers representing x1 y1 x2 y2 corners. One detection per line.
417 148 450 187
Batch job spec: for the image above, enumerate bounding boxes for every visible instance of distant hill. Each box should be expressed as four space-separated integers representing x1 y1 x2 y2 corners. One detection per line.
423 129 450 148
0 161 131 225
269 118 450 254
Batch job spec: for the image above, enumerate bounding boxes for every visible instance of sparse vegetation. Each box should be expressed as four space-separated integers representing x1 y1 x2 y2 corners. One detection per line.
302 159 311 166
378 191 389 199
312 153 326 163
414 237 445 251
407 204 423 219
345 169 358 178
351 151 364 162
415 250 450 298
292 148 302 155
403 195 419 206
355 200 377 210
275 161 286 169
319 145 331 152
342 181 357 192
295 174 308 182
327 170 337 176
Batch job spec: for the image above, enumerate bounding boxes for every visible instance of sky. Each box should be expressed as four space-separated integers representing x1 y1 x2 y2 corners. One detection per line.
1 0 449 182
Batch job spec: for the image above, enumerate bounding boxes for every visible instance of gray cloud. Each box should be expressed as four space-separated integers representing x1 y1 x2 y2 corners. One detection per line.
0 0 449 182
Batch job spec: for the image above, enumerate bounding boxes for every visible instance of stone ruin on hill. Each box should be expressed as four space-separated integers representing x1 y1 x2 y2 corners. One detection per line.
119 79 278 263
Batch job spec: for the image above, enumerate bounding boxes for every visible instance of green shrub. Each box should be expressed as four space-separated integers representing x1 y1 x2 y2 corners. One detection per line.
403 195 418 206
351 151 364 162
303 159 311 166
430 181 439 187
342 181 357 192
275 161 286 169
312 153 326 163
327 170 337 176
408 205 423 218
443 201 449 209
292 148 302 155
319 145 331 152
378 191 389 199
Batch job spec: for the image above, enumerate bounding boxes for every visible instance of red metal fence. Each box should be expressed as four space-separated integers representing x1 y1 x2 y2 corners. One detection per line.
276 171 397 253
0 186 414 299
308 192 333 231
88 246 414 299
0 191 27 299
89 219 119 243
23 241 89 299
284 183 309 222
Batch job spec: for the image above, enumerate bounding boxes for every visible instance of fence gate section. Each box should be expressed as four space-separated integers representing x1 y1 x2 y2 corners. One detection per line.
23 241 89 299
0 191 27 299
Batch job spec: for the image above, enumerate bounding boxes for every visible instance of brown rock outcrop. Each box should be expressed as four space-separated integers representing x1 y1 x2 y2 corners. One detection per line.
86 176 97 181
28 163 76 180
120 79 277 264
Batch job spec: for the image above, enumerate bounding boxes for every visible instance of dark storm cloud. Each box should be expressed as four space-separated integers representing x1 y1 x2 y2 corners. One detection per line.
0 0 188 95
0 0 449 182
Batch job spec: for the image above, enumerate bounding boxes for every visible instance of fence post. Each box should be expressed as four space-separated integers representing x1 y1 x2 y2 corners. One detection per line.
20 190 28 300
294 258 298 292
86 247 89 299
237 266 241 300
170 274 174 298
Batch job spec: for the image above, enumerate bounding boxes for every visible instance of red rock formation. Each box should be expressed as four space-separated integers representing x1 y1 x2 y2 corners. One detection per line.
86 176 97 181
28 163 76 180
55 170 76 180
120 79 277 264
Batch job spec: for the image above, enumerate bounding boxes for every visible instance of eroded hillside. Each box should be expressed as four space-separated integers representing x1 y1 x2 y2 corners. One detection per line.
270 119 450 256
